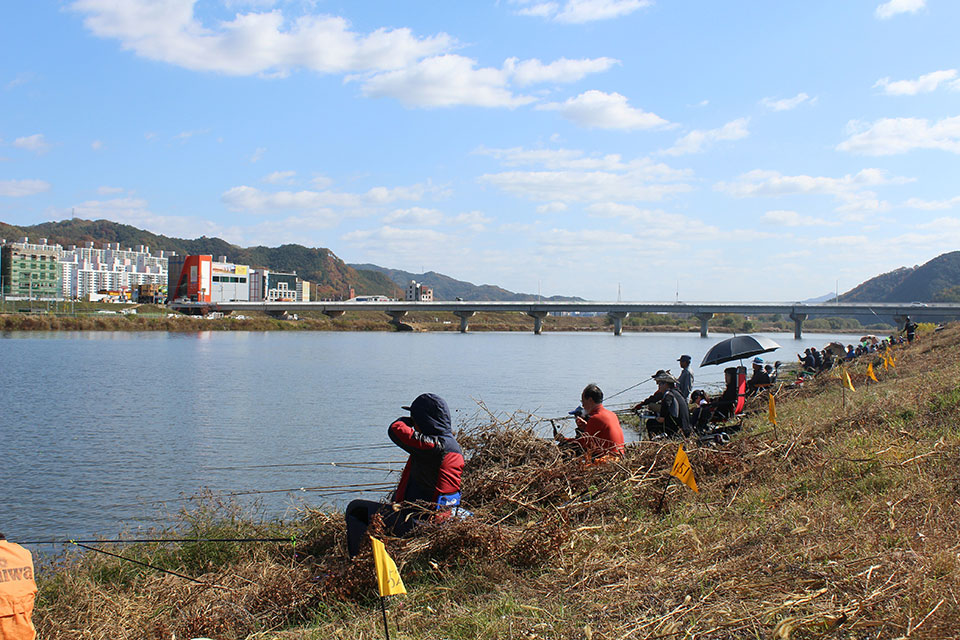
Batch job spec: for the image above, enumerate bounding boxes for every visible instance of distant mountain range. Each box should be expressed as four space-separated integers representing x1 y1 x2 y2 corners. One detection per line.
349 264 584 302
840 251 960 303
3 219 959 304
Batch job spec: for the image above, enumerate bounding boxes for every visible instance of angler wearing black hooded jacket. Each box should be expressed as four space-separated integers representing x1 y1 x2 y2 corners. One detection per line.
344 393 465 558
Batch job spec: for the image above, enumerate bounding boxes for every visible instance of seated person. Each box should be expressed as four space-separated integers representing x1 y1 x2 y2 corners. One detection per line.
558 383 625 459
798 348 816 372
746 357 771 395
631 370 670 413
690 389 712 433
646 372 691 439
344 393 464 558
709 367 740 422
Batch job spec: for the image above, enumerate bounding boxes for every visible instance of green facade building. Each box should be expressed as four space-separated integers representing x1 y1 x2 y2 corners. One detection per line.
0 241 62 298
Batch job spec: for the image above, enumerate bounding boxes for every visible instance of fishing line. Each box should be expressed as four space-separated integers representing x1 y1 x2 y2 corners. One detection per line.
203 460 404 472
69 541 232 589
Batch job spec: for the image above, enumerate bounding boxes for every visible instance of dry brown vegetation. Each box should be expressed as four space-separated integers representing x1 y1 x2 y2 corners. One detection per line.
35 325 960 639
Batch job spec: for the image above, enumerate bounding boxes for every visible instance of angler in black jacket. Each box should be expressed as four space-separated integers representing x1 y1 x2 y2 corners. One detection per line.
344 393 464 558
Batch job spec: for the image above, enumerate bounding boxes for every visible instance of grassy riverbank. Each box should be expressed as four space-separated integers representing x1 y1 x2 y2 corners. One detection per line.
33 325 958 638
0 307 890 334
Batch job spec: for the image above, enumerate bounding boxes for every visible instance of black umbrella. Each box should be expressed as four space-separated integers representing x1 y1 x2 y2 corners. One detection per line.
700 335 781 367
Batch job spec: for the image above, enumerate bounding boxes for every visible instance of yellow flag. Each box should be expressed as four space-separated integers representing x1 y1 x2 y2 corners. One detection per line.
842 369 856 392
370 536 406 596
670 444 698 493
867 363 878 382
768 393 778 426
882 355 889 370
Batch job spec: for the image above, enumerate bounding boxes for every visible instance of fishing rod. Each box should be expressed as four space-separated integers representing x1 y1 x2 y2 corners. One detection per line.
99 482 398 511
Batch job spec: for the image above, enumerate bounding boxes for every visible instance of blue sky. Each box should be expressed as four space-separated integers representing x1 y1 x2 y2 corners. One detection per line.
1 0 958 300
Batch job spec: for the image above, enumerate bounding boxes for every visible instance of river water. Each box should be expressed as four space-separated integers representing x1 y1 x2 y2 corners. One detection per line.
2 329 857 543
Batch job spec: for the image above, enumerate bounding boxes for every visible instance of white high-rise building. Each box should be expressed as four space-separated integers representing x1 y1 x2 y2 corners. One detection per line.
59 242 168 300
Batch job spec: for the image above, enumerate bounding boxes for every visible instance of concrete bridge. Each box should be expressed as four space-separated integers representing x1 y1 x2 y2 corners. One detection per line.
172 300 960 338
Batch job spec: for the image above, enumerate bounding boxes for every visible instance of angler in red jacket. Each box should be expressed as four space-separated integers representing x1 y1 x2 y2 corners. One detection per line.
345 393 465 557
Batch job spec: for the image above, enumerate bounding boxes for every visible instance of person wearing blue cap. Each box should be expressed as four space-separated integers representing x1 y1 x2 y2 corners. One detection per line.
676 355 694 400
746 356 771 395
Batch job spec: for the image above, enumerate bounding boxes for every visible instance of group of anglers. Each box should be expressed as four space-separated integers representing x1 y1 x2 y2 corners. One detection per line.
344 320 926 557
344 351 771 558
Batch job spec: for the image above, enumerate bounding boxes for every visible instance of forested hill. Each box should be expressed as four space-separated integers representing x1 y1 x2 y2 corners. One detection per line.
349 263 585 302
841 251 960 303
0 219 400 299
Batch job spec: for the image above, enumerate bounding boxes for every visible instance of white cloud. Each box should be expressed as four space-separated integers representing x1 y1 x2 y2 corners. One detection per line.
174 128 209 141
875 0 925 19
97 186 125 195
837 116 960 155
538 90 670 130
537 202 569 213
904 196 960 210
515 2 559 18
716 168 911 214
222 181 434 221
762 210 839 227
342 225 457 255
452 211 492 232
250 147 266 162
69 0 453 76
503 56 619 86
91 140 104 150
512 0 652 23
68 197 236 241
0 179 51 197
384 207 445 226
263 170 296 184
663 117 749 155
873 69 959 96
359 54 534 108
475 146 628 170
760 92 814 112
480 149 690 203
13 134 52 154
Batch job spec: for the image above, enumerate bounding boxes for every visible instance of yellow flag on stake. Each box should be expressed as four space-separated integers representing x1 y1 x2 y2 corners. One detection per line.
670 444 699 493
370 536 406 596
842 368 856 392
867 363 878 382
768 393 778 426
882 355 889 370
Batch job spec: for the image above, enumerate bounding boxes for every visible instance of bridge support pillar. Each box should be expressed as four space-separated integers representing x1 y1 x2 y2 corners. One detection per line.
696 313 713 338
323 309 345 319
386 310 413 331
608 312 628 336
893 315 909 331
527 311 548 335
454 310 475 333
790 313 807 340
266 309 289 319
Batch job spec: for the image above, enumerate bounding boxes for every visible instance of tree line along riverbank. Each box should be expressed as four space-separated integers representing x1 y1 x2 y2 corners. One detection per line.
0 306 892 334
30 322 959 638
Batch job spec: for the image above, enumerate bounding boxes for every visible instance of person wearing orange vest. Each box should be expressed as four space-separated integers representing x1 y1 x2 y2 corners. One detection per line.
0 533 37 640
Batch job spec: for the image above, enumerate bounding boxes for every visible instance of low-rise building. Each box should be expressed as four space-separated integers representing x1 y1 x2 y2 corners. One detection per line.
250 269 304 301
211 256 250 302
405 280 433 302
0 237 61 299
